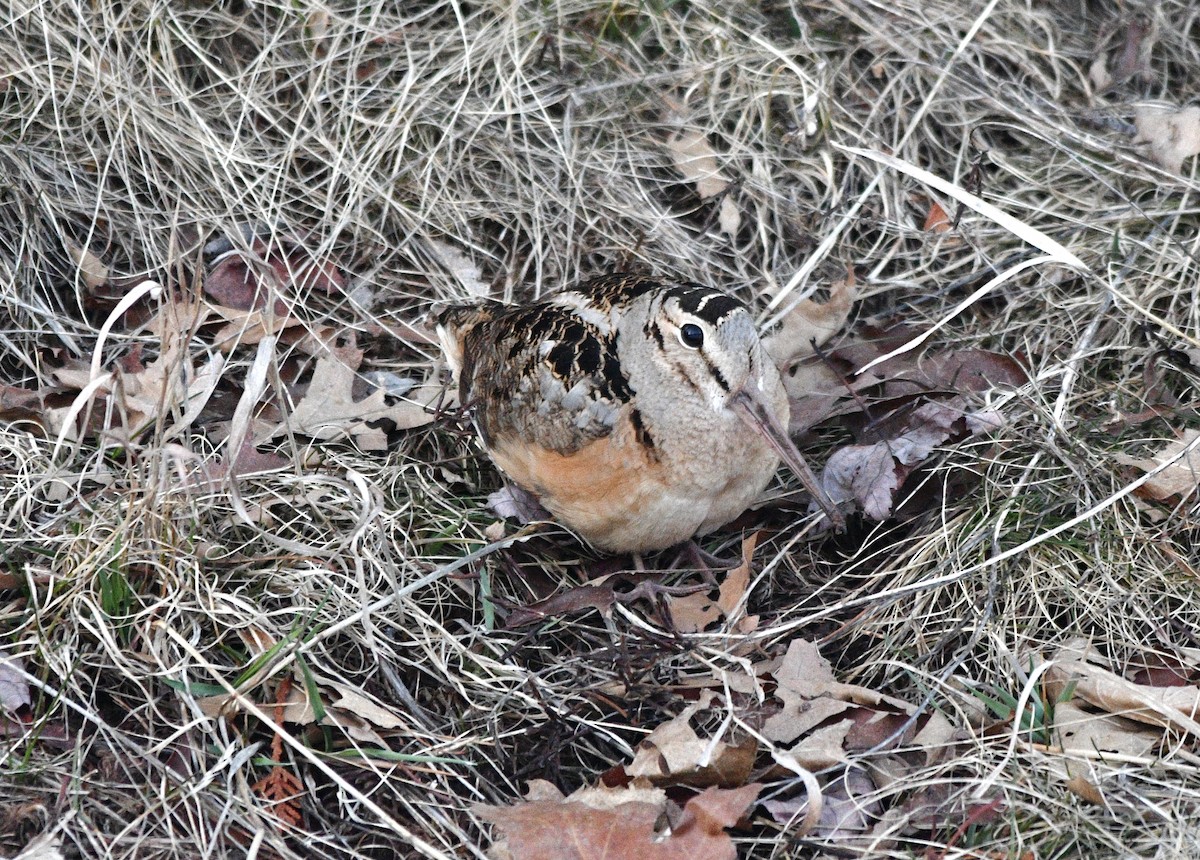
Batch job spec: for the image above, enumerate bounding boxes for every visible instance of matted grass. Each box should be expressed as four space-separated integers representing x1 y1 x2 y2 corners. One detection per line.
3 0 1200 857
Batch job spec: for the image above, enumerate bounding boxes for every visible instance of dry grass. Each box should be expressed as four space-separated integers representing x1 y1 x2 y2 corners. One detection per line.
3 0 1200 857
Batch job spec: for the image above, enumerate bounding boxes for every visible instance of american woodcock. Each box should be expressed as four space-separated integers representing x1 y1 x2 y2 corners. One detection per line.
435 274 844 554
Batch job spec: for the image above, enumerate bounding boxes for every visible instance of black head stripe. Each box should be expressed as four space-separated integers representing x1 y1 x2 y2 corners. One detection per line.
667 284 745 326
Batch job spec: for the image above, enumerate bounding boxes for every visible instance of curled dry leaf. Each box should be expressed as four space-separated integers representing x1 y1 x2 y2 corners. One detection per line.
820 443 898 522
64 239 109 291
1114 428 1200 501
763 275 854 368
666 128 741 237
476 779 760 860
1134 104 1200 174
820 397 1003 521
1045 638 1200 737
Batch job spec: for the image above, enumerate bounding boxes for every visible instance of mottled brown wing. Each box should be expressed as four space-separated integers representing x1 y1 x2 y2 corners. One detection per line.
436 297 634 455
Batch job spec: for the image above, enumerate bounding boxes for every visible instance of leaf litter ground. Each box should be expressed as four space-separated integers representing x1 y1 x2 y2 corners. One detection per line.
3 1 1200 858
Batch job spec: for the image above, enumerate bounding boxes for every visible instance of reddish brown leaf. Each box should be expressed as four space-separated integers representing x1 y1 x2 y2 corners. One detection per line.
205 252 288 314
253 766 304 828
476 782 760 860
923 200 951 233
505 584 619 627
204 236 345 313
0 384 46 423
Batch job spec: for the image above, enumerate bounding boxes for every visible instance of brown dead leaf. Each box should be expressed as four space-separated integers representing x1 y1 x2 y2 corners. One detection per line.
1114 429 1200 501
205 234 345 313
476 780 760 860
761 640 955 770
764 275 855 367
1045 638 1200 736
273 340 436 450
819 396 1003 521
820 444 899 521
626 695 757 788
42 333 223 444
211 441 292 484
767 768 880 841
1051 700 1162 805
889 349 1029 396
322 684 411 743
666 129 740 237
1134 104 1200 174
922 200 951 233
64 239 109 291
426 237 490 297
666 533 759 634
1054 701 1159 767
1065 773 1106 805
0 384 47 424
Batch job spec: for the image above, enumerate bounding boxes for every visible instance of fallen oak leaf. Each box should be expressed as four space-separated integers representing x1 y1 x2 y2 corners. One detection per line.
272 340 437 450
204 233 346 313
1051 700 1160 780
820 443 898 522
425 237 490 297
764 768 880 842
821 397 1003 521
666 532 759 634
764 275 855 367
476 780 760 860
760 639 955 770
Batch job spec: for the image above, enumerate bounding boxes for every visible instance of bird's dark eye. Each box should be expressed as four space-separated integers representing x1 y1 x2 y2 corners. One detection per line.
679 323 704 348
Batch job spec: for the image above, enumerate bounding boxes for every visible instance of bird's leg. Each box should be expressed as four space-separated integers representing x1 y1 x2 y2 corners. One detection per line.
677 540 741 571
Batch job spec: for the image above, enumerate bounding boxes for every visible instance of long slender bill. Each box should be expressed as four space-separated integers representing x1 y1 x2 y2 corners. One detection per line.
731 389 846 531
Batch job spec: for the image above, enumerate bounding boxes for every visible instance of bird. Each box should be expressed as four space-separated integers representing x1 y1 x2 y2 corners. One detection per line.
434 274 844 554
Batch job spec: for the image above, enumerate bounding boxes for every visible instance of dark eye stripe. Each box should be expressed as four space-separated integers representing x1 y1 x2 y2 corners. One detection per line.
700 350 730 393
646 320 666 351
